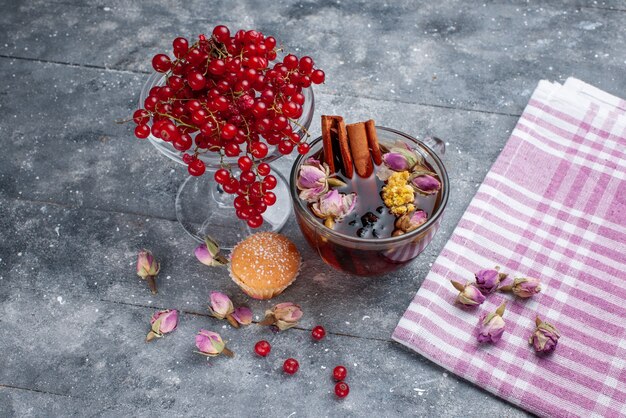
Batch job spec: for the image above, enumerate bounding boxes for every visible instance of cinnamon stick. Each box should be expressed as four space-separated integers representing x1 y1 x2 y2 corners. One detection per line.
365 119 382 165
335 117 353 179
346 122 373 178
321 115 336 173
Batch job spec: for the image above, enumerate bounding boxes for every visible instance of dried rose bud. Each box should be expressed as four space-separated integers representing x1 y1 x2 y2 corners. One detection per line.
231 306 253 326
195 330 234 357
500 277 542 298
136 249 160 294
529 316 560 354
411 173 441 195
475 267 507 294
395 209 428 233
195 236 227 267
259 302 303 331
477 303 506 343
146 309 178 342
311 190 357 229
297 158 345 202
382 141 421 172
450 280 486 306
208 291 241 328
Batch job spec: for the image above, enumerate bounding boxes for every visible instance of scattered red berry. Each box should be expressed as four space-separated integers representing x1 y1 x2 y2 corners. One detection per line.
283 358 299 375
333 366 347 381
254 340 271 357
311 325 326 341
335 382 349 398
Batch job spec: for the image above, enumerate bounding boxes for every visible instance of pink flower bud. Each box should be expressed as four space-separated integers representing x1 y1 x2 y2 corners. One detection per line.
209 291 234 319
511 277 542 298
477 303 506 343
311 190 357 228
231 306 253 326
297 158 333 202
529 316 560 354
195 236 227 267
136 249 160 294
195 329 233 357
451 280 486 306
146 309 178 342
411 173 441 195
475 268 504 294
382 152 411 171
395 210 428 233
260 302 303 331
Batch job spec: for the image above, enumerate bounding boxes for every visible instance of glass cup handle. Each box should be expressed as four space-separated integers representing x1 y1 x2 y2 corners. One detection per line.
423 136 446 156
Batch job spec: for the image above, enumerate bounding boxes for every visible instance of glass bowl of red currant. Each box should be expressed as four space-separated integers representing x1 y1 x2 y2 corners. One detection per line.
133 26 323 248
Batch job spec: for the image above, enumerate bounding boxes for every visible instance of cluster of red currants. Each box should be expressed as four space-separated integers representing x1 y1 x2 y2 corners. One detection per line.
253 325 350 398
132 25 324 228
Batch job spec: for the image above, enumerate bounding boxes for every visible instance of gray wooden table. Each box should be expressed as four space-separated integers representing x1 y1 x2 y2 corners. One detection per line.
1 1 624 416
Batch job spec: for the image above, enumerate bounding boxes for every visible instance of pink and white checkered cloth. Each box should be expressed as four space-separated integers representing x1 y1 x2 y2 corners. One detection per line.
393 78 626 418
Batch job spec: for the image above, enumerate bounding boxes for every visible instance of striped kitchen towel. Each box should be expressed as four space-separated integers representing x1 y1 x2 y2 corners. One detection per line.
393 78 626 418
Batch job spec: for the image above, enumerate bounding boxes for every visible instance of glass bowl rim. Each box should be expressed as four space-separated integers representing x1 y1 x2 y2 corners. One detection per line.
289 126 450 246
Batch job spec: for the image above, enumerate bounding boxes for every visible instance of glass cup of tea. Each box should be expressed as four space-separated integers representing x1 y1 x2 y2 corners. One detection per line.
289 126 449 276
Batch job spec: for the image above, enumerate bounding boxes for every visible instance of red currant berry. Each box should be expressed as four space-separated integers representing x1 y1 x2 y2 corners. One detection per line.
133 109 150 125
250 142 268 159
214 168 230 185
263 191 276 206
239 170 256 185
263 175 277 190
297 143 310 155
172 37 189 58
143 95 159 111
311 325 326 341
254 340 271 357
188 159 206 176
212 25 231 43
335 382 349 398
283 54 299 70
173 133 192 151
264 36 277 50
208 59 226 75
257 162 271 176
152 54 172 72
238 156 253 171
282 101 299 119
333 366 347 382
298 56 314 74
182 153 194 164
224 142 241 157
278 140 294 155
247 214 263 228
187 71 206 90
254 201 267 214
310 69 326 84
221 123 237 140
134 124 150 139
283 358 299 375
223 178 239 194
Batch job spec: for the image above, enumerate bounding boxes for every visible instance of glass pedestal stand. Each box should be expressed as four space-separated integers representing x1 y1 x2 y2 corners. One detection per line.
175 168 291 249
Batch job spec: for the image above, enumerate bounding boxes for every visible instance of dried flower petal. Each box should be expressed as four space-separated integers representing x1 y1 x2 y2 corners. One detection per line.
529 316 560 354
477 303 506 343
395 209 428 233
146 309 178 342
